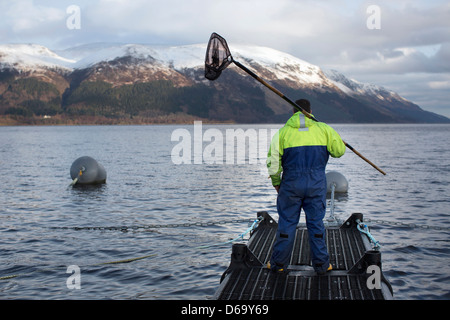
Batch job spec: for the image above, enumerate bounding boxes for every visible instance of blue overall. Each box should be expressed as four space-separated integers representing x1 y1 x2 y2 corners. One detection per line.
267 112 345 273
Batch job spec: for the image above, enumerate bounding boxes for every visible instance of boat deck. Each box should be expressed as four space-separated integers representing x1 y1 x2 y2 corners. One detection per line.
214 211 393 300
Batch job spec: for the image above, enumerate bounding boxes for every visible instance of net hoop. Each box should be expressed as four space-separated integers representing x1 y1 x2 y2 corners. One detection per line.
205 32 233 80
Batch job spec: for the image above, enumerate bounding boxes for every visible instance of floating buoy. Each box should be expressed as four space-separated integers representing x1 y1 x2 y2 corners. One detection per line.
70 156 106 186
326 171 348 193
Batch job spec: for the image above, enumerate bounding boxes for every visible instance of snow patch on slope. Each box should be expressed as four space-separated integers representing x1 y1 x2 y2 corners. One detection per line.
232 45 327 85
0 44 75 71
54 43 207 70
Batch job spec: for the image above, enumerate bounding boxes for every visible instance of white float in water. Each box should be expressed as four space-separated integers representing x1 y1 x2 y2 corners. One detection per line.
326 171 348 193
325 171 348 221
70 156 106 185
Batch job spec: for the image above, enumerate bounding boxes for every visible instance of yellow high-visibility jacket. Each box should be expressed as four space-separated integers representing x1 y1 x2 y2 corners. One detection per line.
267 112 346 186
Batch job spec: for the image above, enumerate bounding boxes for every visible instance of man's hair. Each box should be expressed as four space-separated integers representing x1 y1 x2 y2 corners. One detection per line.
294 99 311 113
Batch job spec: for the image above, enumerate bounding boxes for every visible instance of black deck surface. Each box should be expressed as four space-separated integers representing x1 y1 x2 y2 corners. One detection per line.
215 212 392 300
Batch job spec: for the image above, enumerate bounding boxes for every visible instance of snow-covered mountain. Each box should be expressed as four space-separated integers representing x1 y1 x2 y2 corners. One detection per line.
0 42 448 123
324 69 407 103
0 42 207 72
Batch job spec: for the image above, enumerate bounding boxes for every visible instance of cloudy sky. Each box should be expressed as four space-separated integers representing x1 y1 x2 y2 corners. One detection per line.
1 0 449 117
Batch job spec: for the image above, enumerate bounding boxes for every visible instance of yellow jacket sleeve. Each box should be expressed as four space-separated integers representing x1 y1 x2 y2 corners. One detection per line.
325 124 346 158
267 130 283 186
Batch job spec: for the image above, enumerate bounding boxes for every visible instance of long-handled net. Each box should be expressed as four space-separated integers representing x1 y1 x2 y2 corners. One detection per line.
204 32 314 117
204 32 386 175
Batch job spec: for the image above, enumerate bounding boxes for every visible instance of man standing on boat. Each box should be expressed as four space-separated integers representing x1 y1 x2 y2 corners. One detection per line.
267 99 346 275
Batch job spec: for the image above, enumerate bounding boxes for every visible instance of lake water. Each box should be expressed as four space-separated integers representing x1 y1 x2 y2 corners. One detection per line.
0 123 449 300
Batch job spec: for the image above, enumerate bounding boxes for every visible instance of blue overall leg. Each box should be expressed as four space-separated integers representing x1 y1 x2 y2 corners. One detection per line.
270 171 330 273
303 193 330 273
270 176 303 270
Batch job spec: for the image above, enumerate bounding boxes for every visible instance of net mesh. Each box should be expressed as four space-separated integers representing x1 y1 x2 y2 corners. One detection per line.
205 32 233 80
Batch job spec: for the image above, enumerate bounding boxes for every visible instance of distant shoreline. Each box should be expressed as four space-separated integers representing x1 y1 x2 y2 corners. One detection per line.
1 114 449 126
0 114 235 126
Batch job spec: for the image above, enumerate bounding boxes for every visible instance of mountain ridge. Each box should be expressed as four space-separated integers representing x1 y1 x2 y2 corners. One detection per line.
0 42 448 124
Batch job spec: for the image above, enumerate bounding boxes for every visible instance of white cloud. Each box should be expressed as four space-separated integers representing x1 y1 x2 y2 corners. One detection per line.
428 81 450 90
5 0 65 33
